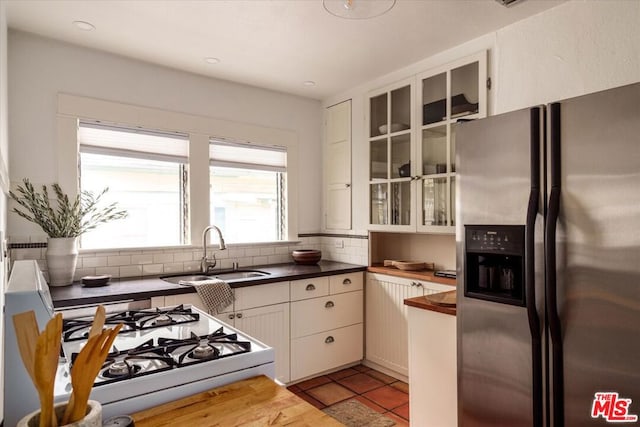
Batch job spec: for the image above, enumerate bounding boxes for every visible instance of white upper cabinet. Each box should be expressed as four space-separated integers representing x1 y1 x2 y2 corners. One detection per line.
367 51 487 233
367 77 416 232
325 100 352 230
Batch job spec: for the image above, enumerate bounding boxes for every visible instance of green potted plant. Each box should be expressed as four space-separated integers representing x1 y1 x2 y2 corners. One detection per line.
10 179 127 286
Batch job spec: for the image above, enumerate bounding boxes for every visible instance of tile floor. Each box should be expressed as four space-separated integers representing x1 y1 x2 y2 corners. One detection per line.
287 365 410 426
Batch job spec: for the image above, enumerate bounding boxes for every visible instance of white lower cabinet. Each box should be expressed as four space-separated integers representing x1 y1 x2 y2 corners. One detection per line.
408 305 457 426
163 282 290 383
365 272 454 377
235 302 290 384
291 323 363 381
290 272 364 382
154 271 365 385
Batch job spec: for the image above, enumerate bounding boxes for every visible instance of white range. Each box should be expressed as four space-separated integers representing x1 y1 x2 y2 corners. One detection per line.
4 260 275 426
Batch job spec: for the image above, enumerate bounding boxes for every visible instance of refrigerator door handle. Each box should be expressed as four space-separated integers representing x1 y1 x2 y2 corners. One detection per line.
546 102 564 427
526 107 543 427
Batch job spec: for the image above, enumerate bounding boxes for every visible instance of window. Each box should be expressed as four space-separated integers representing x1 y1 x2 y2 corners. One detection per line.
209 139 287 243
78 122 189 249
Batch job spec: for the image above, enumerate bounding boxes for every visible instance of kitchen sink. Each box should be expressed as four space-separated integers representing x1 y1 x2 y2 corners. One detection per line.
212 270 269 280
161 270 270 285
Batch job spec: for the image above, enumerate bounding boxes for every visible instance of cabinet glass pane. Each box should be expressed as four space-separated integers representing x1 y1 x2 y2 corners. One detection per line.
390 85 411 133
422 126 447 175
370 183 388 225
391 181 411 225
421 72 446 125
451 124 457 173
370 93 388 137
422 178 447 226
391 134 411 179
450 176 456 226
451 62 479 120
370 139 388 179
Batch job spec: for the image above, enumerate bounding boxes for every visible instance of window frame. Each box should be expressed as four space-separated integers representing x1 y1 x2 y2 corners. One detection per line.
56 93 299 250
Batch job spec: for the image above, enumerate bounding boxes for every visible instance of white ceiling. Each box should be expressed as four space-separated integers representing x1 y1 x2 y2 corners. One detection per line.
5 0 564 100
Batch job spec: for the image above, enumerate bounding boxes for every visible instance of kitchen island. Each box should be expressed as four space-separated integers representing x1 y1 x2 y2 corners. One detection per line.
50 260 366 308
132 375 341 426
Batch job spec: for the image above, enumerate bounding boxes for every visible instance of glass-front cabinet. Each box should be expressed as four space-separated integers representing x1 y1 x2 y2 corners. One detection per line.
368 78 415 231
367 51 486 233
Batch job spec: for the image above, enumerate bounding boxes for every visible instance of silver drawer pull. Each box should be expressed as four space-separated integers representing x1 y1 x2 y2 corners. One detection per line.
411 282 416 287
306 284 316 291
236 313 243 319
325 336 335 344
343 278 352 285
228 314 235 320
325 301 335 308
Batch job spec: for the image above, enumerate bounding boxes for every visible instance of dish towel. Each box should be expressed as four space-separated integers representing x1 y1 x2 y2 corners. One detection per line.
189 279 235 315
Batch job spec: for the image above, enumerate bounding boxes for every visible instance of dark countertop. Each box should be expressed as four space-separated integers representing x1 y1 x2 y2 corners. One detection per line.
50 261 367 308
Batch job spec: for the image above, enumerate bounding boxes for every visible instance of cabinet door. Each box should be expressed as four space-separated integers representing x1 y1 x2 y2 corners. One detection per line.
367 78 416 232
291 323 363 382
417 50 487 233
234 281 289 310
365 273 423 377
164 293 234 325
329 272 363 295
291 291 363 339
235 303 290 384
325 100 352 230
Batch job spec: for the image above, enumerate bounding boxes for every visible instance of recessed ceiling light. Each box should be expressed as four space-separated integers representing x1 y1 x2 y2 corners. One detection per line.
204 57 221 64
303 81 316 87
73 21 95 31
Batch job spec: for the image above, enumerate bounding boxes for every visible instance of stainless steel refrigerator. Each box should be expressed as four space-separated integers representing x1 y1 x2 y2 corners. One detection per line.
456 82 640 426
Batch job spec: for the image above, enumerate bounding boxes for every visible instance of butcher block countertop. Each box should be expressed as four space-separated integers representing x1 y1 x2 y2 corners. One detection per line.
404 290 457 316
131 375 342 427
367 265 456 287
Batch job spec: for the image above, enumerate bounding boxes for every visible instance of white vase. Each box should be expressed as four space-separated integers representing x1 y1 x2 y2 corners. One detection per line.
17 400 102 427
46 237 79 286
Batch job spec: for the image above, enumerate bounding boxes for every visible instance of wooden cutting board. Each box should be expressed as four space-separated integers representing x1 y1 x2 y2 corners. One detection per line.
132 375 342 426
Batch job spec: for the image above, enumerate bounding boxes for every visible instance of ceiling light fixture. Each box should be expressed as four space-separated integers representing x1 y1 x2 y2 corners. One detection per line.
303 81 316 87
204 57 221 64
73 20 95 31
323 0 396 20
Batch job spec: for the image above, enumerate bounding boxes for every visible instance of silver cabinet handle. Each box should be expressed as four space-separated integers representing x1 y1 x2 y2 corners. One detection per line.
345 183 351 188
236 312 243 319
343 278 352 285
325 336 335 344
325 301 335 308
416 282 423 288
228 314 235 320
306 284 316 291
411 282 416 287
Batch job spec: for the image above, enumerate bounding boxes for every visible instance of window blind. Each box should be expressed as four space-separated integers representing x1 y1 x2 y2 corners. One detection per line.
79 122 189 164
209 138 286 172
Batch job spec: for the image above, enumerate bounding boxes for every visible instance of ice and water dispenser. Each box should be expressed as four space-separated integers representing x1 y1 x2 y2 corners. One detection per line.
464 225 525 306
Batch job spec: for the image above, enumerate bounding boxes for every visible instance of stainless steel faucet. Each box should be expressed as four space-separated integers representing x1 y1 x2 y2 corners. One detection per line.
201 225 227 274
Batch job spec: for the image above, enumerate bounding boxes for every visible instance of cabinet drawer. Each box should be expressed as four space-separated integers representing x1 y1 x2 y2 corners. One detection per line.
234 281 289 310
291 323 363 381
329 272 363 295
291 290 363 338
290 277 329 301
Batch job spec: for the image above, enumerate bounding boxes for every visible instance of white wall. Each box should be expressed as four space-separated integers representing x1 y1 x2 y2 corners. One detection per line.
7 30 323 238
324 0 640 239
0 1 8 422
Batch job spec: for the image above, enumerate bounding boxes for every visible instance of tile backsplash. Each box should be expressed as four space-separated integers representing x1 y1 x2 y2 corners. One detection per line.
9 234 369 282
